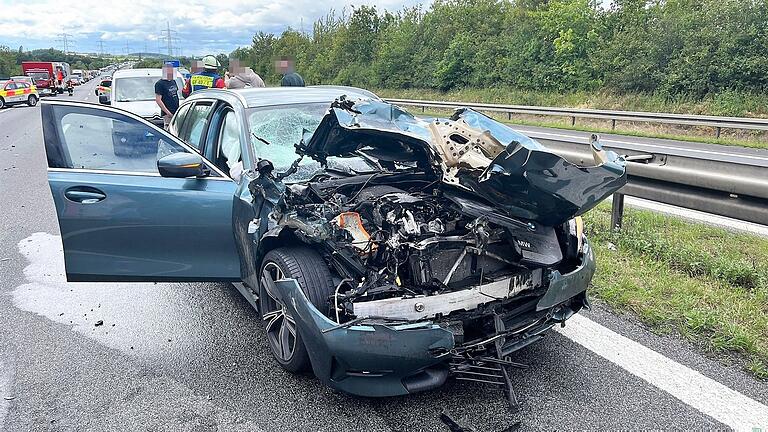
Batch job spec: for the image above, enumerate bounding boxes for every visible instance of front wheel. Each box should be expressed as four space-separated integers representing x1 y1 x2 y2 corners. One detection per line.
259 247 334 373
27 95 38 106
0 97 4 109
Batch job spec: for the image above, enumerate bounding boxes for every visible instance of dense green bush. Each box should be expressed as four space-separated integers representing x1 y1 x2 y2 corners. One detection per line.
233 0 768 100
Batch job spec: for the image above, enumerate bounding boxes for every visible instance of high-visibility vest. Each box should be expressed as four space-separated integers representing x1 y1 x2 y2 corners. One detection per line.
189 72 221 92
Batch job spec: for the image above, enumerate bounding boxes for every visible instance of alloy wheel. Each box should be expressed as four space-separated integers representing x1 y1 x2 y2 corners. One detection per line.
260 262 298 363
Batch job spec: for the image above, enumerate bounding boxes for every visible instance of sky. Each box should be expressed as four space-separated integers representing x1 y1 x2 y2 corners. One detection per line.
0 0 427 57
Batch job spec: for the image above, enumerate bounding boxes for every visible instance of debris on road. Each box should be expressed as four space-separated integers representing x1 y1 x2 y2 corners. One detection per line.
94 320 103 326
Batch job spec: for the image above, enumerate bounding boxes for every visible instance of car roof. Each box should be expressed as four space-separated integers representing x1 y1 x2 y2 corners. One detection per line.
187 85 379 108
112 68 183 80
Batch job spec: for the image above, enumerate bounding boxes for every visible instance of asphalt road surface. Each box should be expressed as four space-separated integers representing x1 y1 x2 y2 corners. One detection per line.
1 78 766 431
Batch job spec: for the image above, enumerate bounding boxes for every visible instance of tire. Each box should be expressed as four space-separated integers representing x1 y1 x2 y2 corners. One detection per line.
27 95 38 107
0 97 4 109
259 247 334 373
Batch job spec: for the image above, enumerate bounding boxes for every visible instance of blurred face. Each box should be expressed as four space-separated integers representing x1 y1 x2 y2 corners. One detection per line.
162 65 174 80
229 58 245 74
191 60 203 73
275 57 295 74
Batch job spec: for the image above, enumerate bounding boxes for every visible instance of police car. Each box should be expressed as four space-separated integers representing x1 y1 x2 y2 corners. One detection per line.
0 79 39 109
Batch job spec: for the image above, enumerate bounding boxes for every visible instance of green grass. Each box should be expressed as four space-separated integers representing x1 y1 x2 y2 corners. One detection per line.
583 204 768 379
378 88 768 150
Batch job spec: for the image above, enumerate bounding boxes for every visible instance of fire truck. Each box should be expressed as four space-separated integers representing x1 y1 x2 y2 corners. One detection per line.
21 61 71 96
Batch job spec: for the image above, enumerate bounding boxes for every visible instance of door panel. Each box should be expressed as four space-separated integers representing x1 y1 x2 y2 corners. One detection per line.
42 101 241 282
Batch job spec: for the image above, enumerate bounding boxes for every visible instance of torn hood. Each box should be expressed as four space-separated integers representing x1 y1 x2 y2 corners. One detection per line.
300 98 627 226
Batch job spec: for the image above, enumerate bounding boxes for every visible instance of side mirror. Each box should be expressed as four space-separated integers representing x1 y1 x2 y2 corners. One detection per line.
157 152 207 178
98 94 109 105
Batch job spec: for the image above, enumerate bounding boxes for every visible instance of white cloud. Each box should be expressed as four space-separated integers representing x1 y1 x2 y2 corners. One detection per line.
0 0 427 56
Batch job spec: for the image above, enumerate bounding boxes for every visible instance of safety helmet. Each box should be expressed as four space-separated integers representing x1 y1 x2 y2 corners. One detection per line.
201 55 220 70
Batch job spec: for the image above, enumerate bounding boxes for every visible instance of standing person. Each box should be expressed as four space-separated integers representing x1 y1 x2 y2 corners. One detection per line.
155 63 180 130
182 55 225 98
280 72 305 87
224 58 265 89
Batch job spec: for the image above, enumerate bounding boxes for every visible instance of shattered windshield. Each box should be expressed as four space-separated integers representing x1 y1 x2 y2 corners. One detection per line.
247 103 377 182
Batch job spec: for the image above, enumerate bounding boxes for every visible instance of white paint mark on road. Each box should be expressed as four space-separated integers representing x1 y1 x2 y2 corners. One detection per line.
13 232 220 364
557 314 768 431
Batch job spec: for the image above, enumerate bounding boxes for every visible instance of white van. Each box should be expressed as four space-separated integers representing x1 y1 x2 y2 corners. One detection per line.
100 68 184 126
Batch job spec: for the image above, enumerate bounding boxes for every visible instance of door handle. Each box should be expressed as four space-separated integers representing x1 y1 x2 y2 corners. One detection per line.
64 187 106 204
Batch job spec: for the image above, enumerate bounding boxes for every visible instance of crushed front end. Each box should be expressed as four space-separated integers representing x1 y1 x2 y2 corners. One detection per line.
248 96 625 402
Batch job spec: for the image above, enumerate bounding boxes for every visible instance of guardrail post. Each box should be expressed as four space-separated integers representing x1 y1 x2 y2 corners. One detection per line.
571 116 576 126
421 105 425 113
611 193 625 230
611 119 616 130
715 127 721 139
508 112 511 120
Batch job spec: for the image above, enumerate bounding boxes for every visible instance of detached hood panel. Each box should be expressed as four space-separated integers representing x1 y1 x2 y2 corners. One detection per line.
301 99 627 226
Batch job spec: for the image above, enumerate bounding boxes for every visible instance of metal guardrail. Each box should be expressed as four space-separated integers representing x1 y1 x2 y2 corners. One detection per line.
528 131 768 227
386 98 768 227
386 98 768 138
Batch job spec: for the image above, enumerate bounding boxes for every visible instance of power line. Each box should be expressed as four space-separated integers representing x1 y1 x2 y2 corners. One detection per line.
96 40 106 57
159 21 180 57
57 32 74 55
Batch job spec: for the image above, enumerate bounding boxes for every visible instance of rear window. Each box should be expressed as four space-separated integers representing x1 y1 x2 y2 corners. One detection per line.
100 80 112 87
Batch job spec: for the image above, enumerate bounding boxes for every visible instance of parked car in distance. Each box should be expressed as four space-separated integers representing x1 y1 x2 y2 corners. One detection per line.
100 68 184 126
0 79 39 108
94 78 112 96
39 86 626 407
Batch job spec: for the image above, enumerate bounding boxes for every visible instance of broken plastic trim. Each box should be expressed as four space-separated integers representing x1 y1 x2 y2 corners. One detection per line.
300 98 627 226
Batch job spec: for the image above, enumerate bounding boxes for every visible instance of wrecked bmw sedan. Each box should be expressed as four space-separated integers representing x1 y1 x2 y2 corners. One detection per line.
41 86 625 405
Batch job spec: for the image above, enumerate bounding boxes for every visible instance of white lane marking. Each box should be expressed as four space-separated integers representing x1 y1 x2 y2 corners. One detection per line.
625 196 768 237
557 314 768 431
518 129 768 162
84 96 89 101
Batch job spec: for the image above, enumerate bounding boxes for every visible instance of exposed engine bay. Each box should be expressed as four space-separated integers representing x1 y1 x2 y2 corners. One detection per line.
275 179 574 324
245 97 626 408
248 97 624 328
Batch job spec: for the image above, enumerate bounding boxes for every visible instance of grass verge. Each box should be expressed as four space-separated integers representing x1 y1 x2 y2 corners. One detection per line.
378 88 768 150
583 204 768 379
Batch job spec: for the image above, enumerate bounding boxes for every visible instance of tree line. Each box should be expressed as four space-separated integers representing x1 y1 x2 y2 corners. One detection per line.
232 0 768 98
0 47 114 77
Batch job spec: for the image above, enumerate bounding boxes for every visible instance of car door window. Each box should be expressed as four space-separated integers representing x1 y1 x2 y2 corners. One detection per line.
178 102 214 152
217 110 242 174
53 106 188 174
169 103 191 137
5 82 16 90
